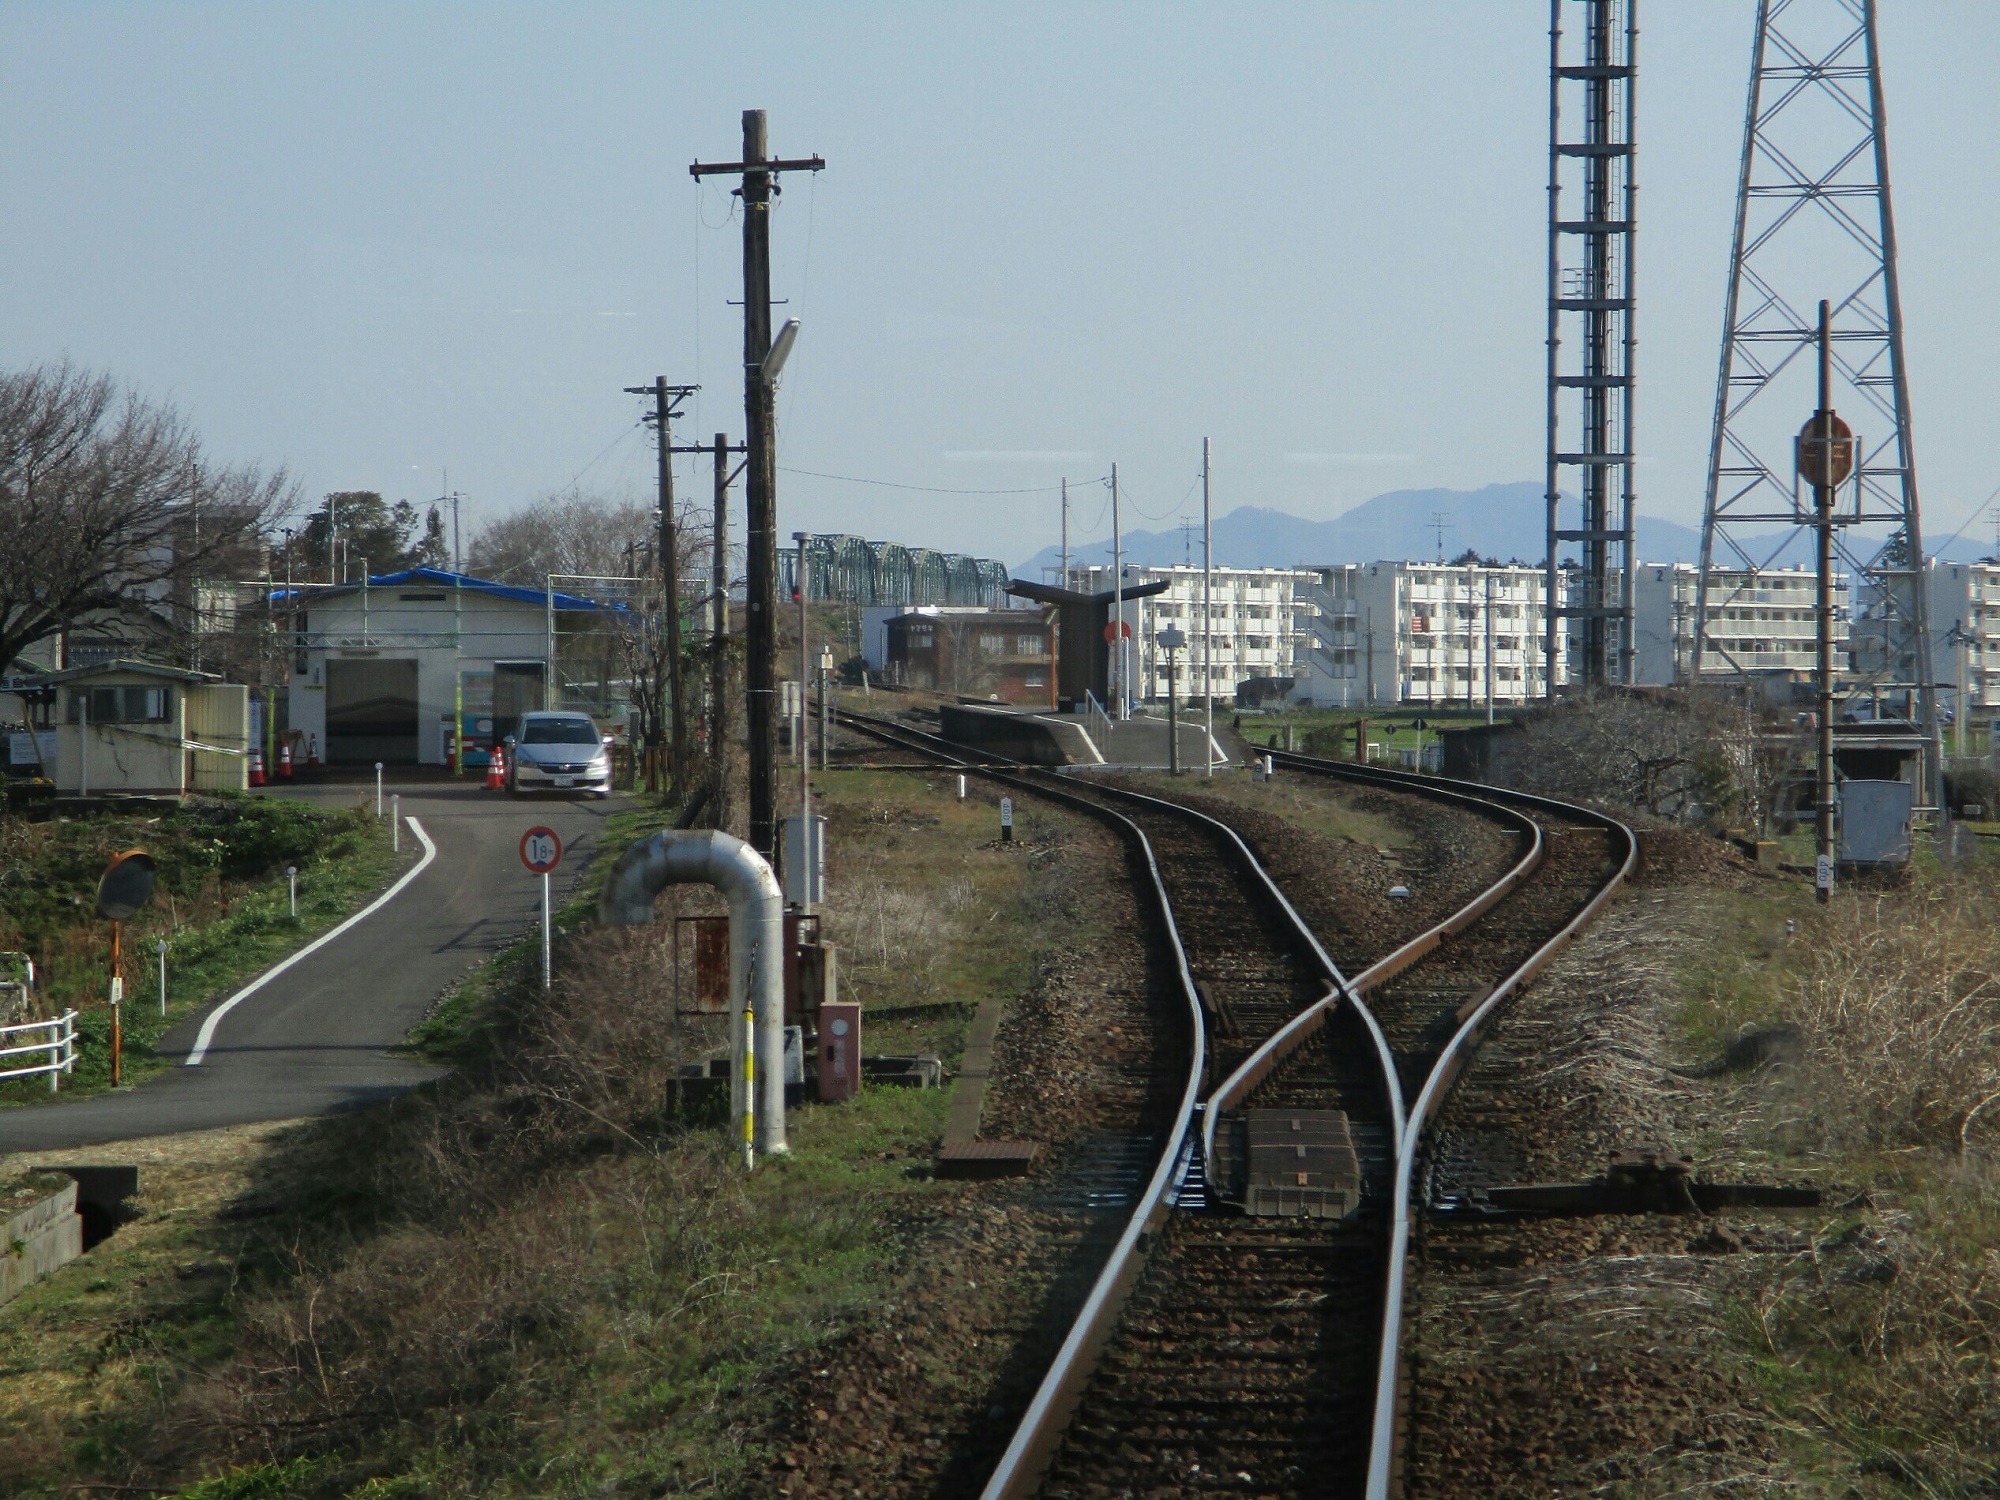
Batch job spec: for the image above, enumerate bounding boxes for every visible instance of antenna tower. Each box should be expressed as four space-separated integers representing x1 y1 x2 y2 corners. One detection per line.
1694 0 1934 756
1545 0 1638 696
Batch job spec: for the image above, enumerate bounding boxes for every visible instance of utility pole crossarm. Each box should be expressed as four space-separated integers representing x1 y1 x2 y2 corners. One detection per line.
690 157 827 178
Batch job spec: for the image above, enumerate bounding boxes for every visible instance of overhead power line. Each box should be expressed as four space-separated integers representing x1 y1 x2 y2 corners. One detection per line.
778 465 1106 497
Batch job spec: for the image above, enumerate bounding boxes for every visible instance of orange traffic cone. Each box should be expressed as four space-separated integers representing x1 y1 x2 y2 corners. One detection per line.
306 733 320 769
486 745 506 790
278 741 293 779
249 747 265 786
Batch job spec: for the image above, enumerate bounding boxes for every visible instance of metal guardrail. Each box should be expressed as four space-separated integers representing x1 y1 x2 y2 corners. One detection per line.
1080 690 1115 740
0 1012 79 1091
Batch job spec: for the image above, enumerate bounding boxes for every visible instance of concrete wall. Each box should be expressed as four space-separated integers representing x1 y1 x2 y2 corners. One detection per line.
56 672 189 794
938 704 1090 766
0 1178 83 1307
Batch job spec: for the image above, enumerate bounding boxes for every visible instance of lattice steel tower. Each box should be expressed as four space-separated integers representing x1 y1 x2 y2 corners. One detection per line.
1545 0 1638 694
1694 0 1934 744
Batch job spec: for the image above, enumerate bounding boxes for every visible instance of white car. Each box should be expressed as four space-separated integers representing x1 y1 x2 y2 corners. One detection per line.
506 712 614 798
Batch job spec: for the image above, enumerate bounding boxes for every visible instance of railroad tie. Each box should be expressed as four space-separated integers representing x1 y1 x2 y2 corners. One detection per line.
936 992 1038 1180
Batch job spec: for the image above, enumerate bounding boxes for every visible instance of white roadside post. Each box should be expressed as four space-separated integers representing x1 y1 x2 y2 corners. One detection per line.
156 937 168 1018
391 795 401 852
375 762 384 816
520 826 563 992
287 865 298 918
1000 796 1014 843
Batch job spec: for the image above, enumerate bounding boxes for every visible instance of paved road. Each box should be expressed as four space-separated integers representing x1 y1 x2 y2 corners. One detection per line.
0 780 624 1152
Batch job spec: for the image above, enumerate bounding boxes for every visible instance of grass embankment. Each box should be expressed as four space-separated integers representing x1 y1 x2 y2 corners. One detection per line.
1179 766 1417 854
1676 855 2000 1490
0 769 1074 1498
0 795 399 1101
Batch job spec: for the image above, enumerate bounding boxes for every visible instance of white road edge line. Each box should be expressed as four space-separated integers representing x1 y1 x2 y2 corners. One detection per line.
185 816 438 1067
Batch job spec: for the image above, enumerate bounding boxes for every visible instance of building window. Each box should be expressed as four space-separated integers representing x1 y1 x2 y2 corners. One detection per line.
68 685 171 723
979 633 1006 652
1024 671 1045 687
1017 634 1042 655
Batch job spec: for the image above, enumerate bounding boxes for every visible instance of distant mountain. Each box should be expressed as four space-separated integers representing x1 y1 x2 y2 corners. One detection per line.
1014 482 1708 577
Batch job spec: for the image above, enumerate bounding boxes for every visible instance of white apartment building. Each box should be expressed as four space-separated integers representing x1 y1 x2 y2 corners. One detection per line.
1633 562 1847 685
1065 564 1313 701
1927 559 2000 717
1296 562 1569 708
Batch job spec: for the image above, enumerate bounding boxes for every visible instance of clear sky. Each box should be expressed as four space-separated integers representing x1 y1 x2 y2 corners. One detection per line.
3 2 1995 567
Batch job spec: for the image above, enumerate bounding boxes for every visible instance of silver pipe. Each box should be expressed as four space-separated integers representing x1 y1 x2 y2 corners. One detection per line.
599 829 789 1158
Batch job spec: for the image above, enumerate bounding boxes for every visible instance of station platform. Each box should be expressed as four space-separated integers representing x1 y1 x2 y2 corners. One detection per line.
940 701 1227 771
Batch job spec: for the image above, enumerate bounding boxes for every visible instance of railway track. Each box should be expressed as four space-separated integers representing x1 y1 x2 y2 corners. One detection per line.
835 712 1635 1498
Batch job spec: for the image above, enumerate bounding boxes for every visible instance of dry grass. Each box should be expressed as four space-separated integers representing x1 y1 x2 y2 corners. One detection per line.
1666 859 2000 1492
1748 1166 2000 1493
1763 871 2000 1157
1171 769 1415 852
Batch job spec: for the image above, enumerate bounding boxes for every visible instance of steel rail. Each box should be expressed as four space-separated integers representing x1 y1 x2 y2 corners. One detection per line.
1262 748 1638 1500
840 715 1634 1498
837 711 1213 1496
1196 776 1543 1173
838 710 1401 1500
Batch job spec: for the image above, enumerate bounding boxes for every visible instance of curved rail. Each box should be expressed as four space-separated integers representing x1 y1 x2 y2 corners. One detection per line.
839 710 1399 1498
839 713 1636 1498
1199 779 1542 1172
1262 749 1638 1500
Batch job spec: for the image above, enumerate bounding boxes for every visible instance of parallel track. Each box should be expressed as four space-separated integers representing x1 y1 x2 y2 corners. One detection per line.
836 712 1635 1498
839 711 1402 1498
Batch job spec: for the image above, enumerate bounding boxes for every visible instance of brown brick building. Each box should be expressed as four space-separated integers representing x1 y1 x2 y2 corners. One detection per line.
884 610 1055 705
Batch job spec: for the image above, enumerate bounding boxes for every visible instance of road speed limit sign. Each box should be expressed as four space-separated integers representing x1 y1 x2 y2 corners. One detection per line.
520 826 563 874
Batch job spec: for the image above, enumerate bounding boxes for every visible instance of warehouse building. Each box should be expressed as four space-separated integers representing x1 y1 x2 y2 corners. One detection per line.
280 568 619 767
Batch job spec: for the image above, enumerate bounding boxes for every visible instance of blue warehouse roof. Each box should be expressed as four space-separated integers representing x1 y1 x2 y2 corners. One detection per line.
273 567 624 612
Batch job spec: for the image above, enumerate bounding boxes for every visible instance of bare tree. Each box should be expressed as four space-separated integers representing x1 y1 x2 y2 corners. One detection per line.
1490 690 1724 821
0 364 292 676
467 491 655 587
483 493 716 796
1489 687 1822 829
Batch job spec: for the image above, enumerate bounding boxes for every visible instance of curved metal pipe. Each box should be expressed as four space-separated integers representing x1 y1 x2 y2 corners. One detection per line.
599 829 788 1158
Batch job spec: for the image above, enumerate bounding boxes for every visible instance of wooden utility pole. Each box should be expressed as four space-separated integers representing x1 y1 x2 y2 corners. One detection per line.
709 433 744 825
1799 299 1856 905
627 378 696 792
692 111 824 861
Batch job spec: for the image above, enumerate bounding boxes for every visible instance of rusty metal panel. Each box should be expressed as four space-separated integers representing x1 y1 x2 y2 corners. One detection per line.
688 916 729 1014
817 1000 861 1103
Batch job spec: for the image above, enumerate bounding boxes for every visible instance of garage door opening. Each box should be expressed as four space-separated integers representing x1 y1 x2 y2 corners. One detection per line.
326 659 419 765
493 661 547 745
